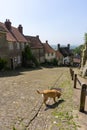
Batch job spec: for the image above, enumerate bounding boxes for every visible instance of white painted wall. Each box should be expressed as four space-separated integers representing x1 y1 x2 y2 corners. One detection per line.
45 52 56 61
63 56 70 64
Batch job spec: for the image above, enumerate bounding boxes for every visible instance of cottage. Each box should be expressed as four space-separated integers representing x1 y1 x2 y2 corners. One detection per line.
0 19 29 69
56 50 63 65
57 44 73 66
43 40 56 62
25 35 45 64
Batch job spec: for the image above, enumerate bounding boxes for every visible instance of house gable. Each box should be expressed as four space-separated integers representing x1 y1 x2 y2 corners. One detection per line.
25 35 45 63
0 19 29 69
43 41 55 54
43 41 56 62
0 22 16 42
56 50 63 59
25 35 43 49
11 26 27 43
57 44 73 57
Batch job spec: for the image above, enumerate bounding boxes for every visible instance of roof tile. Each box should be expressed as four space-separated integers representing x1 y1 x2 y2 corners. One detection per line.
43 42 55 53
56 50 63 58
25 35 43 48
11 27 27 42
0 22 16 42
0 21 27 43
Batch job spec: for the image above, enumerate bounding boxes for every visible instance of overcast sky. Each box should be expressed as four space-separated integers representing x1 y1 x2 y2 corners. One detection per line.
0 0 87 46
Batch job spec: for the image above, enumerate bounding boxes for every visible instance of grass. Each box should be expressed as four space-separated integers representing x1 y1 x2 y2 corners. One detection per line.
51 71 79 130
13 127 17 130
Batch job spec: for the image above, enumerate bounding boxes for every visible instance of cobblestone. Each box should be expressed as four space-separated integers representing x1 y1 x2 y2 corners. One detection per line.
0 67 86 130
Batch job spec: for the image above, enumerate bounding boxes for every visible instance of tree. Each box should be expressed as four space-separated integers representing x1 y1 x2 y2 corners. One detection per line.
85 33 87 43
0 58 7 70
22 45 39 67
73 44 83 56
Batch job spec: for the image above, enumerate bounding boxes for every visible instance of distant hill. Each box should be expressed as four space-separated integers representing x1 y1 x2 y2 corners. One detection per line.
51 44 78 50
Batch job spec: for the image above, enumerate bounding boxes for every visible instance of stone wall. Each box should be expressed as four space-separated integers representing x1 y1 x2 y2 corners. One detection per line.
80 33 87 76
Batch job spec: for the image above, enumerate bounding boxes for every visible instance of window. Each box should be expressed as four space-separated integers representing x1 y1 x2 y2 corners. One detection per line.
26 42 29 46
17 56 21 64
16 42 20 49
21 43 25 49
8 42 13 50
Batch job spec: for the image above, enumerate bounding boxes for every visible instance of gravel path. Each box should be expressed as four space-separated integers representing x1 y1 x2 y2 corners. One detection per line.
72 68 87 130
0 67 84 130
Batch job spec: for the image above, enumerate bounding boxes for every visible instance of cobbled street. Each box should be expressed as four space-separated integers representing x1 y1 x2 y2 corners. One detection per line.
0 67 86 130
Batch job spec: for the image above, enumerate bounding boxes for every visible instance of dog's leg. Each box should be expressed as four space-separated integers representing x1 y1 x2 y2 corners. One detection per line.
53 97 56 103
43 97 48 105
57 94 61 99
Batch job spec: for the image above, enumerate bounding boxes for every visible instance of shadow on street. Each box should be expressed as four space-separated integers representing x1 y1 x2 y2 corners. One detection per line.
0 67 42 77
44 99 65 111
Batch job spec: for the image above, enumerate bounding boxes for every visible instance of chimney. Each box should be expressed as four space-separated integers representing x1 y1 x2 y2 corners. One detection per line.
46 40 48 44
36 35 39 39
67 44 70 50
5 19 11 31
18 24 23 34
57 44 60 50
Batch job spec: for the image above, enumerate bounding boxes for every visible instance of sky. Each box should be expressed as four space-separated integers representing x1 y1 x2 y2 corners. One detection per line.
0 0 87 46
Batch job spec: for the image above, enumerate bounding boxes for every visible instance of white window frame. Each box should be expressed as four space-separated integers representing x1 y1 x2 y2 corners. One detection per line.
26 42 29 46
21 43 25 49
16 42 20 49
17 56 21 64
8 42 14 50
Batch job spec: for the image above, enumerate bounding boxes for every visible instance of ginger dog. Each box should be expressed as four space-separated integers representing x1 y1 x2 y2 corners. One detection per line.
37 89 61 105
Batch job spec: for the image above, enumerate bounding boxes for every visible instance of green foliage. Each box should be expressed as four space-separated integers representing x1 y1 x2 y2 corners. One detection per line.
85 33 87 43
73 45 83 56
43 58 58 67
22 45 39 67
73 33 87 56
0 57 7 70
13 127 17 130
32 55 39 67
22 45 32 60
73 33 87 57
52 58 58 66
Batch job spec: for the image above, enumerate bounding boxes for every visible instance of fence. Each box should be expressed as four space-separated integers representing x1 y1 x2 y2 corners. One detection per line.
70 68 87 112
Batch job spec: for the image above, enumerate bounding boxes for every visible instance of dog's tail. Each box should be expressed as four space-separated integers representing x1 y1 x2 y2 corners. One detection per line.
37 90 43 94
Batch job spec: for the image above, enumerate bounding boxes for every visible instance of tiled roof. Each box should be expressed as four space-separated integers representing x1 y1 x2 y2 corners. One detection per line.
0 25 6 32
43 42 55 53
73 58 80 63
11 27 27 42
25 35 43 49
0 22 16 42
56 50 63 58
0 21 27 43
59 47 72 57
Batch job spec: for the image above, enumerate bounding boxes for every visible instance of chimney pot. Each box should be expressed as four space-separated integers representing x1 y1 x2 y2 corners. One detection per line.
18 24 23 34
67 44 70 50
57 43 60 50
5 19 11 30
36 35 39 39
46 40 48 43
